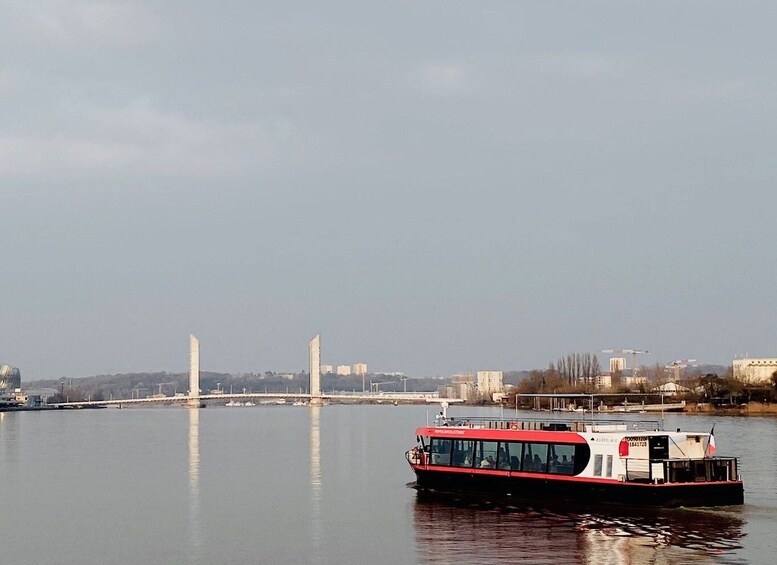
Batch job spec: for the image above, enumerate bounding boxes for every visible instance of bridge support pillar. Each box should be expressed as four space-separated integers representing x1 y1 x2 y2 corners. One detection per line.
309 334 322 406
188 334 201 408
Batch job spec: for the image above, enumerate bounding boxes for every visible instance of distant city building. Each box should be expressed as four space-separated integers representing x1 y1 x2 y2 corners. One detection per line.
609 357 626 373
593 374 612 390
0 365 21 391
24 388 57 406
476 370 504 401
320 365 334 374
447 373 476 401
451 372 473 384
623 373 648 388
733 358 777 385
0 365 23 406
352 363 368 376
336 365 351 376
456 382 477 402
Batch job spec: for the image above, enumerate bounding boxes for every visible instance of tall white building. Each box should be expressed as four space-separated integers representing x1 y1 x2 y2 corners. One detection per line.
733 358 777 385
320 364 334 374
352 363 368 376
609 357 626 372
336 365 351 376
476 370 504 400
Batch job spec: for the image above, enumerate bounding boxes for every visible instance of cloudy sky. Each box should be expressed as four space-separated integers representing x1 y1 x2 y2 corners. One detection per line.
1 1 775 380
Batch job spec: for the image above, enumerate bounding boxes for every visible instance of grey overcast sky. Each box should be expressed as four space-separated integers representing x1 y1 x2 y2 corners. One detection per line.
1 1 776 380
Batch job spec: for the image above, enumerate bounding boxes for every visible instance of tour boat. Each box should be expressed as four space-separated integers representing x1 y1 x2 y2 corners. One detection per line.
405 412 743 508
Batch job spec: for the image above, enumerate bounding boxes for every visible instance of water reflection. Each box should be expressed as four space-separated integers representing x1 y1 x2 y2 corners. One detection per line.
413 495 744 565
0 413 20 479
310 406 322 561
188 408 202 564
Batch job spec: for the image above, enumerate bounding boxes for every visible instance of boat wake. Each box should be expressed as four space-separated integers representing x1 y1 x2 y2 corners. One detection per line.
413 494 745 564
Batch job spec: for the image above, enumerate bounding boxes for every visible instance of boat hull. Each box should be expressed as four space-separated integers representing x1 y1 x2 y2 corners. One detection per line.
412 467 744 508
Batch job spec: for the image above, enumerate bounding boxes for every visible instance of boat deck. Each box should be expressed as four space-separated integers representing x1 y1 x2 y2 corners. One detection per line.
434 416 662 433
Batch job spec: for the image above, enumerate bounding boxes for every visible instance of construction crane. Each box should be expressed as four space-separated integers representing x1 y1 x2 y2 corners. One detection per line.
602 349 651 378
665 359 698 383
154 381 178 398
370 381 395 393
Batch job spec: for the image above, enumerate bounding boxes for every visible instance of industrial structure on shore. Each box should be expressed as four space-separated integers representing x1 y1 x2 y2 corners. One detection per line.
0 364 26 407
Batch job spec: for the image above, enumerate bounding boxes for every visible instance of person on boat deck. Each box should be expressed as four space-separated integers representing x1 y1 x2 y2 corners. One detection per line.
497 448 509 469
480 456 495 468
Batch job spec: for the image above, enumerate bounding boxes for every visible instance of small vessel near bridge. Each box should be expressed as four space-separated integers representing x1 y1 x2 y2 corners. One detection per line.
405 410 743 508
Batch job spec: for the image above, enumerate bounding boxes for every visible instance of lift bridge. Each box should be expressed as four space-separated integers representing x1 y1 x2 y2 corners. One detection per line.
50 334 461 409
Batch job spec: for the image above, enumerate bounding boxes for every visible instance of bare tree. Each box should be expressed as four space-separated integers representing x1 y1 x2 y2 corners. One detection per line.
556 353 601 388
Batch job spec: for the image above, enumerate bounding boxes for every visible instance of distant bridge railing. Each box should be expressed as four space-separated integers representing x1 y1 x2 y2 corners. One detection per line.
50 391 452 408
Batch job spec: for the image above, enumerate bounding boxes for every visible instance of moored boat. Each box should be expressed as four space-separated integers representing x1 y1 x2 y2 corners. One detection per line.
405 412 743 508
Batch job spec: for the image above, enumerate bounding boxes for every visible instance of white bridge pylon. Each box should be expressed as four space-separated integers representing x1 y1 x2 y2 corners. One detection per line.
189 334 200 408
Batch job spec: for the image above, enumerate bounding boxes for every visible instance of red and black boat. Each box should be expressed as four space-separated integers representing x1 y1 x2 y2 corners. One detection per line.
405 413 743 508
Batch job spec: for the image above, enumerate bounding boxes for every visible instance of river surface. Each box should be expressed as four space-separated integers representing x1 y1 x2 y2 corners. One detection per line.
0 405 774 564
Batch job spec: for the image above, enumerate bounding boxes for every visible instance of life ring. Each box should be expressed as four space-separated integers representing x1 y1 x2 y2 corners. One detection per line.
509 422 519 430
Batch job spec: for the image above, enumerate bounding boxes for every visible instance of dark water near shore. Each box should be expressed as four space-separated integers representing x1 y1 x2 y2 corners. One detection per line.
0 405 774 564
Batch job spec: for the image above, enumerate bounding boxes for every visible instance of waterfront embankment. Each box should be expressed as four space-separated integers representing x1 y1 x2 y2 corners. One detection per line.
688 401 777 415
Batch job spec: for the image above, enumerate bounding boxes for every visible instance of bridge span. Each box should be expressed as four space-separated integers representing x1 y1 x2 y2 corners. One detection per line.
51 392 463 409
48 334 464 410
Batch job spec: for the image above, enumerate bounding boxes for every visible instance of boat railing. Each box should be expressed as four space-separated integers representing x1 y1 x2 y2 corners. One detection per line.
434 416 661 433
623 457 739 484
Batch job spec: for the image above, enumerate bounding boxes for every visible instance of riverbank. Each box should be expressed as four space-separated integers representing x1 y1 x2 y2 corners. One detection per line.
686 401 777 415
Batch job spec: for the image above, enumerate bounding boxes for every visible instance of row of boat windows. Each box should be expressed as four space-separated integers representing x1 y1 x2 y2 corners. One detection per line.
423 437 591 476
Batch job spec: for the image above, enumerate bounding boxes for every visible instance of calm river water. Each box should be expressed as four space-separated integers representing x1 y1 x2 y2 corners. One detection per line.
0 405 774 564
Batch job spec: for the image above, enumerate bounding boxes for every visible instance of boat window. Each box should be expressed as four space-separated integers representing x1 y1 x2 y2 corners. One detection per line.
548 444 576 475
572 444 591 475
593 454 603 476
497 441 522 470
451 440 475 467
606 455 613 478
429 438 452 466
475 440 499 468
524 443 548 473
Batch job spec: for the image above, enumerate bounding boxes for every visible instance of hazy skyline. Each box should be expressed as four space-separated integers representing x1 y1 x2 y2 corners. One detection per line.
2 1 776 380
